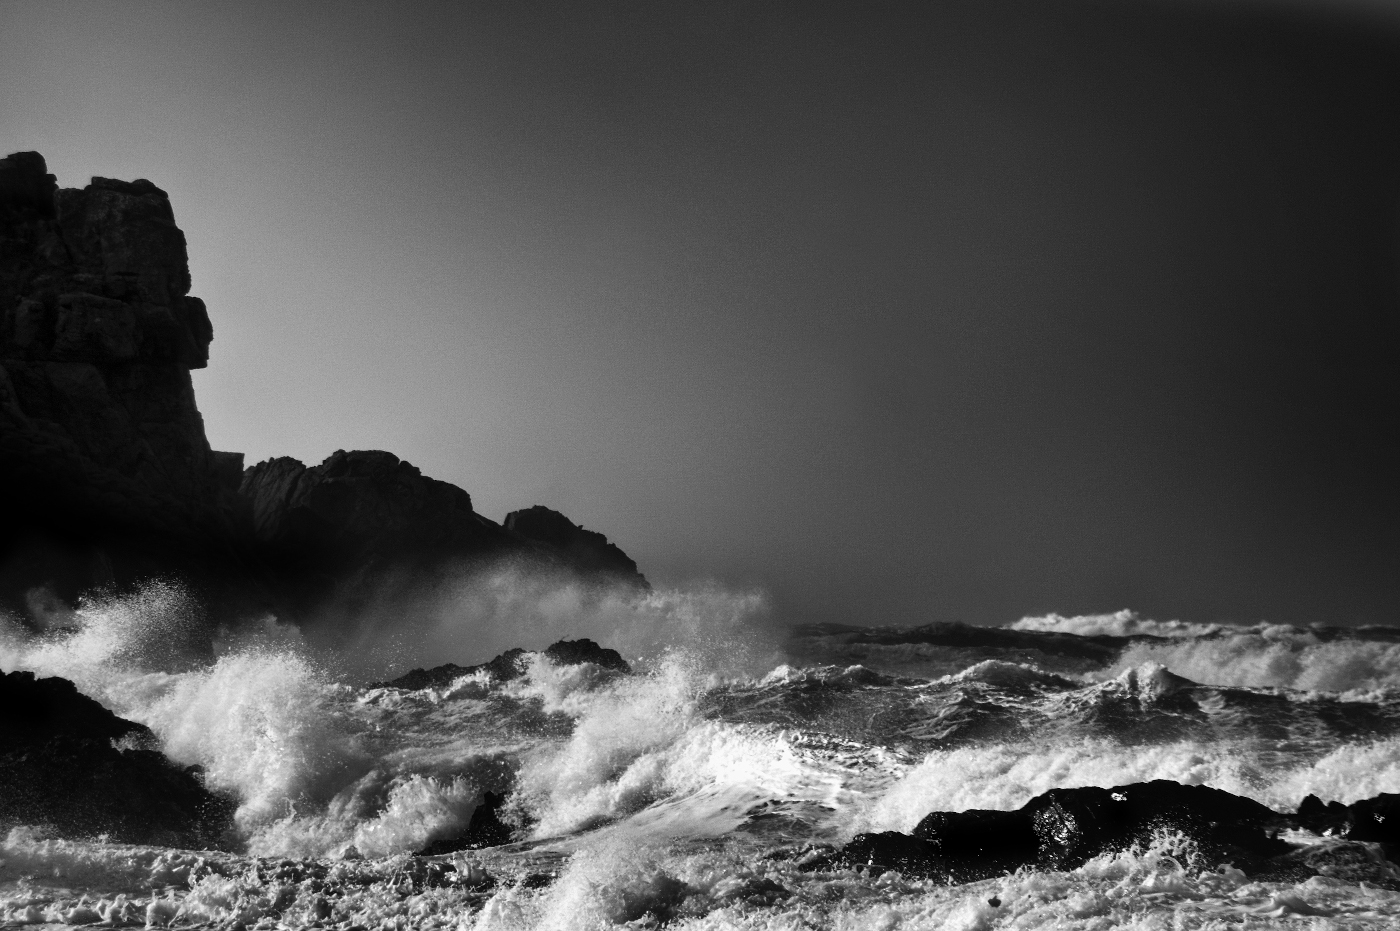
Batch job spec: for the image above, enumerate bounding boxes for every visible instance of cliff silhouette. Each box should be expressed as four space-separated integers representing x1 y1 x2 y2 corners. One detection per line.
0 152 648 624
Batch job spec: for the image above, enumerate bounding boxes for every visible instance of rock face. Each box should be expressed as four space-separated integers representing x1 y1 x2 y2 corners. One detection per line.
240 454 651 609
375 637 631 691
1 152 650 626
0 670 234 847
0 152 249 614
504 506 649 590
240 450 514 608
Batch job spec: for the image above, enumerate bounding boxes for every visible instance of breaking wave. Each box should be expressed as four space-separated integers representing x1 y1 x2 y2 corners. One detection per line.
6 586 1400 928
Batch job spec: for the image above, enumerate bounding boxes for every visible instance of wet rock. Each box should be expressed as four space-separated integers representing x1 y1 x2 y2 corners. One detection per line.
812 780 1293 882
419 791 514 855
1256 840 1400 888
503 505 649 590
0 670 235 847
1296 794 1353 837
1338 794 1400 849
377 638 630 691
1020 781 1290 871
543 638 631 674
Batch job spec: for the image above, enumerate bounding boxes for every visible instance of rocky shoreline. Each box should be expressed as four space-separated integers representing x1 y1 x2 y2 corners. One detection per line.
0 150 647 627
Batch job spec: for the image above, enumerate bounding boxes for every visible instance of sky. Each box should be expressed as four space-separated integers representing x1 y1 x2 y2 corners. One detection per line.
4 0 1398 628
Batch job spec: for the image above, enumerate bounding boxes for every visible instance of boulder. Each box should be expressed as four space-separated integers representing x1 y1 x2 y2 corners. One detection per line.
375 637 631 691
811 780 1292 881
0 670 234 848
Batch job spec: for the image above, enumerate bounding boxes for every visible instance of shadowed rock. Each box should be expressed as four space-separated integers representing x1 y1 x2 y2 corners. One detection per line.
375 637 631 691
809 780 1294 882
3 154 650 633
0 670 235 848
504 505 649 590
0 151 255 618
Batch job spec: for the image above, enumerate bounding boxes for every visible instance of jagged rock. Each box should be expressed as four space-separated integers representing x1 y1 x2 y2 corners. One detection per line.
1297 792 1400 852
239 450 510 606
2 154 651 628
504 505 649 590
375 637 631 691
242 453 651 609
0 151 253 616
811 780 1292 881
0 670 234 847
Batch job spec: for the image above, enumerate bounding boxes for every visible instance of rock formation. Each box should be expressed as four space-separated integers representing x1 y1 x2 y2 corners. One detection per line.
0 151 251 616
808 780 1400 886
239 449 514 610
375 637 631 691
504 505 649 589
1 152 651 625
0 669 234 847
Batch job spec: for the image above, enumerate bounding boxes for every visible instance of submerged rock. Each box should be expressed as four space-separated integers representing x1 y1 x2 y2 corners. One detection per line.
376 637 631 691
0 670 234 847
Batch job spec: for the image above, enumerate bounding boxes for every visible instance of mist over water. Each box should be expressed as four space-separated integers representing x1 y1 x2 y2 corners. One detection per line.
6 586 1400 928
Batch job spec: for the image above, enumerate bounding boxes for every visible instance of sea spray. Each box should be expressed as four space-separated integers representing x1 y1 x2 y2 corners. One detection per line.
9 587 1400 927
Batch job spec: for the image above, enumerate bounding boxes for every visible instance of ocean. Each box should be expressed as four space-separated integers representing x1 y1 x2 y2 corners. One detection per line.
4 580 1400 929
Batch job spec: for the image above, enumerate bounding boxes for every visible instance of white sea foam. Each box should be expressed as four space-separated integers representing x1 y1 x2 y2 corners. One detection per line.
860 734 1400 837
1107 629 1400 692
1011 609 1225 639
308 567 779 683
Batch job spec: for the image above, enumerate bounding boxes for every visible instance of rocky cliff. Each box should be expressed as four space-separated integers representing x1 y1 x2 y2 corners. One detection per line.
505 504 648 588
0 152 649 622
0 152 251 615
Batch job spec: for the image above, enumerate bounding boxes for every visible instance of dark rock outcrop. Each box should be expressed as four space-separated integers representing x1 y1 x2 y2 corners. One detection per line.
239 452 651 610
504 506 649 590
1297 792 1400 851
2 153 650 628
0 670 234 847
0 151 253 616
375 637 631 691
811 780 1294 882
239 450 513 609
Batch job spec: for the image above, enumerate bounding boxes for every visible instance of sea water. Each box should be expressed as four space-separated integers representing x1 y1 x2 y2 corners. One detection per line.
4 583 1400 928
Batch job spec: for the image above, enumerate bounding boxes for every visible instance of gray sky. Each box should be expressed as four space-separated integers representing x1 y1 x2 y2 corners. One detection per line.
5 0 1398 627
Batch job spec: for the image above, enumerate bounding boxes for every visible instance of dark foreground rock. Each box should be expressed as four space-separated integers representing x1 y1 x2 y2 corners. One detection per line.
811 780 1302 883
1297 792 1400 851
376 637 631 691
0 670 234 847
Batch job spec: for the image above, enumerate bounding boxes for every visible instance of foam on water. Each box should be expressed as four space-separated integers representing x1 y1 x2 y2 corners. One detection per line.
1012 609 1230 639
1108 628 1400 692
10 583 1400 928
